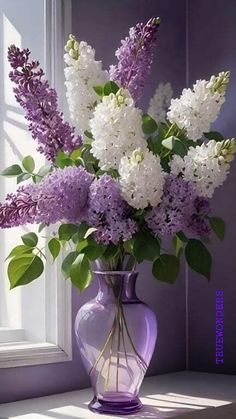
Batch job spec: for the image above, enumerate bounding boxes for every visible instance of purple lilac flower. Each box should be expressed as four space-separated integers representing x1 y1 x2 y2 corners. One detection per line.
87 175 138 244
8 45 82 161
184 197 211 238
0 167 93 228
110 17 160 102
0 188 37 228
146 175 197 236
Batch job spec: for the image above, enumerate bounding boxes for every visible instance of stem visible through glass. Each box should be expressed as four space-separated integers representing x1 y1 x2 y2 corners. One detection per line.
89 277 147 393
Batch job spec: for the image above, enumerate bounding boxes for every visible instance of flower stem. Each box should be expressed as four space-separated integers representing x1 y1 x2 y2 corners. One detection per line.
35 247 47 260
116 305 121 392
90 281 147 393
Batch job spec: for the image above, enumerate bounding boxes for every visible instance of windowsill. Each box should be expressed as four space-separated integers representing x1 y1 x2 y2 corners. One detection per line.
0 341 71 368
0 327 25 343
1 371 236 418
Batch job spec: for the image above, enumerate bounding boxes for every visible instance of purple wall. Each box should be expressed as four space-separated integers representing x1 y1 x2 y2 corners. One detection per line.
0 0 187 404
187 0 236 373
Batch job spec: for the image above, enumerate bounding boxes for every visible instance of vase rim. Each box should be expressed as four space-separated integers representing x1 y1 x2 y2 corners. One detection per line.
93 270 138 275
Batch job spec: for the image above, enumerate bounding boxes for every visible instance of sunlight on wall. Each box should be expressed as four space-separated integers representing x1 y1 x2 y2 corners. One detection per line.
0 1 46 342
0 13 23 332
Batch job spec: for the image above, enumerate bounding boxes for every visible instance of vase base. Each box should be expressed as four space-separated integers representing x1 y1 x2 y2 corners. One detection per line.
89 396 143 415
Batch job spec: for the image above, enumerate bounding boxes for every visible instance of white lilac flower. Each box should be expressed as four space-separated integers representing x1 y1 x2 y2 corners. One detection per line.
90 89 146 170
167 72 230 140
170 139 236 198
148 82 173 123
64 35 109 136
119 148 165 209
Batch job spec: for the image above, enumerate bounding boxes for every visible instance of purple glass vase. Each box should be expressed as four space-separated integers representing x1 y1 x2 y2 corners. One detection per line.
74 270 158 415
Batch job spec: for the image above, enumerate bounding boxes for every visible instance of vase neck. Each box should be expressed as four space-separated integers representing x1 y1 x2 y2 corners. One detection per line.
94 271 138 302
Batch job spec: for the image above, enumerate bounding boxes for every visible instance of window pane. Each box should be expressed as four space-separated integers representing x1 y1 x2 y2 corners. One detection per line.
0 0 46 343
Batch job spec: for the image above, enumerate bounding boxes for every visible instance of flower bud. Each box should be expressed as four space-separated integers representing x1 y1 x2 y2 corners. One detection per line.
74 41 79 51
69 49 78 59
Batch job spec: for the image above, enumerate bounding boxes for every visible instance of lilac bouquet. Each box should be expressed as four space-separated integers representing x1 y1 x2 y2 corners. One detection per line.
1 18 236 290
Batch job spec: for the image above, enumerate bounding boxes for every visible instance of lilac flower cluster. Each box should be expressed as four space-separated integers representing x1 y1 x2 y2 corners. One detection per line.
87 175 138 244
0 167 93 228
8 45 82 161
110 18 160 102
185 197 211 238
0 170 138 245
146 175 197 236
0 187 37 228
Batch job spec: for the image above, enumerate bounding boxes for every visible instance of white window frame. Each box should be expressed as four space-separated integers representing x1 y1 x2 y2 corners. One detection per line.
0 0 72 368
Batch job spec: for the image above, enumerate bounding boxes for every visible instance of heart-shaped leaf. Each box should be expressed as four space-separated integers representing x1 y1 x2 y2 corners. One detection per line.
209 217 225 241
48 238 61 261
8 254 44 289
22 156 35 173
0 164 22 177
70 254 92 291
152 254 180 283
185 239 212 280
21 232 38 247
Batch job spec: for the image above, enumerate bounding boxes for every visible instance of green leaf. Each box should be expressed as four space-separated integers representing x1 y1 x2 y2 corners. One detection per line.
176 231 189 243
0 164 22 177
147 135 162 155
8 254 44 289
61 251 78 278
55 151 74 168
133 231 160 263
32 174 42 183
93 85 104 96
76 239 88 253
70 148 82 161
123 238 134 255
58 224 79 241
5 245 32 261
77 222 90 240
209 217 225 241
160 156 171 172
102 244 119 261
172 236 184 258
185 239 212 279
74 157 85 168
17 173 31 184
83 242 106 261
142 114 158 135
37 165 51 177
22 156 35 173
21 232 38 247
38 223 46 233
157 122 169 141
103 81 120 96
204 131 225 142
70 148 82 160
71 225 90 244
152 254 180 284
70 254 92 291
162 136 187 157
48 238 61 261
58 157 74 168
84 130 94 139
